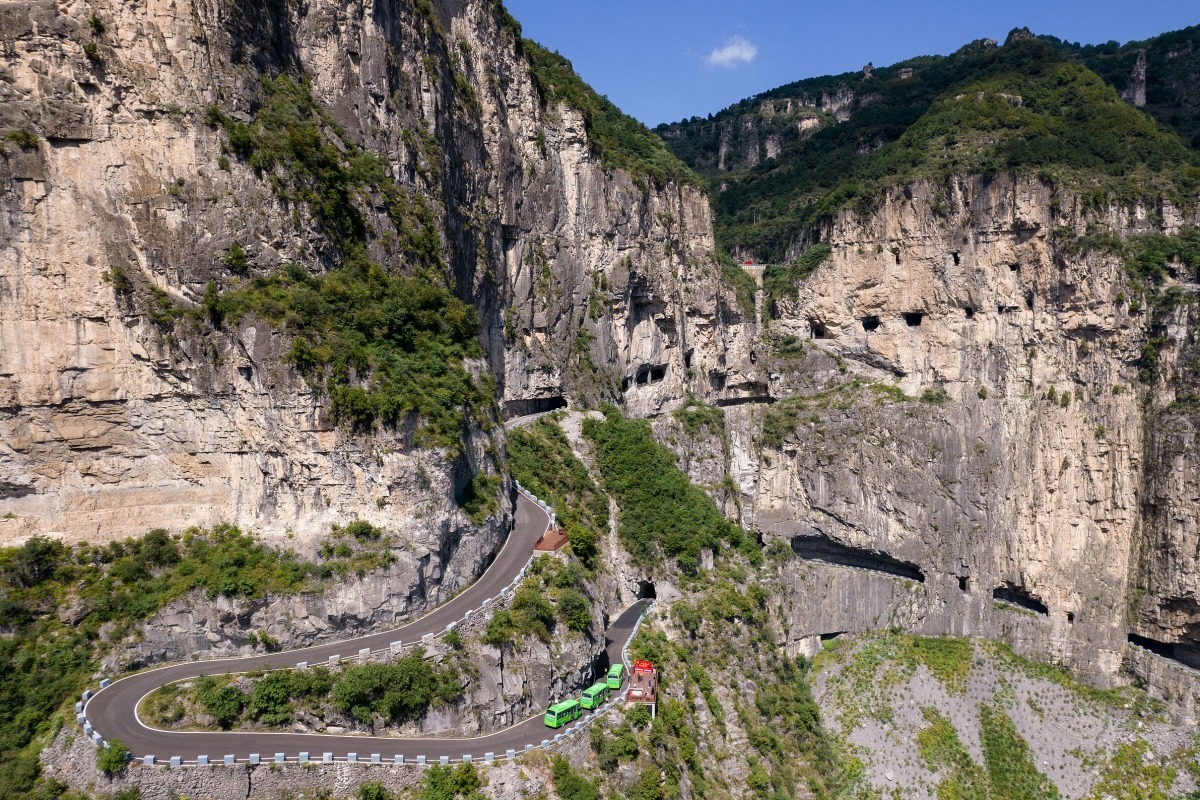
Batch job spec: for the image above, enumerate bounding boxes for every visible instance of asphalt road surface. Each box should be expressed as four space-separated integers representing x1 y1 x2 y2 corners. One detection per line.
86 487 650 762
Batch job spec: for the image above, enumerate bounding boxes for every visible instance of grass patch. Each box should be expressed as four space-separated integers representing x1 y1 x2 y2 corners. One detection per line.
980 640 1164 716
917 707 988 800
1083 740 1176 800
979 703 1061 800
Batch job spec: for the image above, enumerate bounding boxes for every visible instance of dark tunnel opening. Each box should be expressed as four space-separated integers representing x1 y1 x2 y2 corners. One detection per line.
992 583 1048 615
791 536 925 583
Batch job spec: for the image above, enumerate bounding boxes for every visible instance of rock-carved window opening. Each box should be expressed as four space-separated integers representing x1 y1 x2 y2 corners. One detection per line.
1025 293 1034 310
894 250 902 266
964 307 975 319
952 251 961 266
810 321 827 339
1009 263 1020 273
636 368 650 386
903 312 924 327
862 316 881 332
958 576 969 592
649 365 666 383
1067 611 1075 623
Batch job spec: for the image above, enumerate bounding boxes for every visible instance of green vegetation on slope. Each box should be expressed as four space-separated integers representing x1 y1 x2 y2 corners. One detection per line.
918 707 987 800
480 555 593 646
813 60 1200 219
979 704 1061 800
204 75 492 447
663 33 1200 263
212 262 491 447
583 407 754 573
525 41 700 189
155 648 462 730
0 527 383 799
506 417 608 568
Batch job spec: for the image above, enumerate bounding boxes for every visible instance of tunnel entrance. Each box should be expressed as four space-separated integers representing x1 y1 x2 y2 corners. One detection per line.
636 581 657 600
503 396 568 420
861 316 881 332
1127 633 1200 671
992 583 1048 615
1123 633 1200 671
791 536 925 583
903 312 924 327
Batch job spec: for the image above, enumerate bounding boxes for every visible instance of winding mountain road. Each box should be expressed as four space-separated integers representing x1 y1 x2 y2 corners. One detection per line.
85 422 650 763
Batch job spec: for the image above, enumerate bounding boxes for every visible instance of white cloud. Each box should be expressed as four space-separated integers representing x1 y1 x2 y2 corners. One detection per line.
707 36 758 68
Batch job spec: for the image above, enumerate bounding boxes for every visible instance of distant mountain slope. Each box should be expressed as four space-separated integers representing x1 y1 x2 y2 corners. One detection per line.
658 26 1200 262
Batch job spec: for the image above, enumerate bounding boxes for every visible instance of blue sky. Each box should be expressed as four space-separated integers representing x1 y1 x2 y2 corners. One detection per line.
503 1 1199 126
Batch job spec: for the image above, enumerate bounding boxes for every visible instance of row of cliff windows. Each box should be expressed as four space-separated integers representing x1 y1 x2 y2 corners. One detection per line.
809 299 1033 338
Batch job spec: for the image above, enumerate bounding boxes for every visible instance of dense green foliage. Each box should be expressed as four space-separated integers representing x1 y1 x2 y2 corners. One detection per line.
247 667 334 726
331 649 460 725
159 649 460 731
211 259 490 448
583 407 753 572
818 61 1200 213
95 739 129 777
0 528 387 799
551 754 602 800
506 417 608 568
418 763 486 800
481 556 593 646
1045 25 1200 149
206 75 492 448
662 32 1200 263
524 41 699 189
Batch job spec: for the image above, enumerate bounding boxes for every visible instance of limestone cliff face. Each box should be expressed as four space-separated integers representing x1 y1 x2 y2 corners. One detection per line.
671 175 1200 687
0 0 752 554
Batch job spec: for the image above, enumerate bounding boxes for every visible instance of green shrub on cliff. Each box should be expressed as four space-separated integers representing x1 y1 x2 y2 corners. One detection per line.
206 75 490 447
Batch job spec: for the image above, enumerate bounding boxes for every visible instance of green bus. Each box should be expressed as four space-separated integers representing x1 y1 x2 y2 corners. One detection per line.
544 699 582 728
580 682 609 710
606 663 625 689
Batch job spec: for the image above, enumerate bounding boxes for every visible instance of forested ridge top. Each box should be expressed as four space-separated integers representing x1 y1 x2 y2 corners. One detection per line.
657 26 1200 262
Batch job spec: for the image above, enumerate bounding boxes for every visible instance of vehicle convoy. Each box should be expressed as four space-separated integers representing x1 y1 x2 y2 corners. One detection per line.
544 660 657 727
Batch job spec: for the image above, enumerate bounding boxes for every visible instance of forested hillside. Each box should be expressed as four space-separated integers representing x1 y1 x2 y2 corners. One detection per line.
658 26 1200 262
